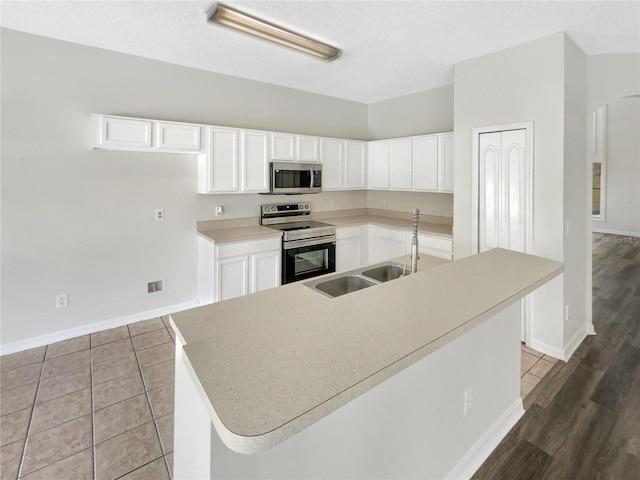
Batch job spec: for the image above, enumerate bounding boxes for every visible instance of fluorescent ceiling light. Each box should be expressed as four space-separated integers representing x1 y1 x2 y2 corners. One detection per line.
208 3 341 61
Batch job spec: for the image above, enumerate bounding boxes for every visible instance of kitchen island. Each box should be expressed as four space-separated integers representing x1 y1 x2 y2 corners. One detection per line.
170 248 563 479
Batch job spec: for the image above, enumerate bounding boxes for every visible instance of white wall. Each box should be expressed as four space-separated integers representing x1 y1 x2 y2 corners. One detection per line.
562 36 589 348
453 33 572 356
0 28 369 349
593 97 640 235
366 191 453 219
367 85 454 140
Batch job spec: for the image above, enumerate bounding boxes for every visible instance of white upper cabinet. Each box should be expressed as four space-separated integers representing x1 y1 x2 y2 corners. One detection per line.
270 133 297 161
240 130 269 193
155 122 202 152
297 136 320 162
95 115 153 149
438 133 454 192
368 140 390 189
344 140 367 189
93 114 203 153
199 127 239 193
321 138 367 190
389 138 413 190
198 127 270 194
320 138 344 190
412 135 439 191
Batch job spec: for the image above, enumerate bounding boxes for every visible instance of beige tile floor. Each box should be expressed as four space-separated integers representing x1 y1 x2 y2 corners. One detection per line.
1 317 176 480
520 343 557 399
1 317 554 479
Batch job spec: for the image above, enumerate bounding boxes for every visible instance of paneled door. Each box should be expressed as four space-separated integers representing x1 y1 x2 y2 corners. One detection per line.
478 129 530 253
477 127 531 342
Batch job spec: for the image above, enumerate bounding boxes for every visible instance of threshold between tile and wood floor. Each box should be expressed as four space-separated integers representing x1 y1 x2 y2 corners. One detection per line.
1 314 552 480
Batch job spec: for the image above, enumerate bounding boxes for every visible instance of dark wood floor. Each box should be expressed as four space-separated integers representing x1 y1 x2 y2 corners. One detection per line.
473 233 640 480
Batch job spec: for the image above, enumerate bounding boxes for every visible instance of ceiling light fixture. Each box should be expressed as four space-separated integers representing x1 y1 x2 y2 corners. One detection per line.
207 3 341 61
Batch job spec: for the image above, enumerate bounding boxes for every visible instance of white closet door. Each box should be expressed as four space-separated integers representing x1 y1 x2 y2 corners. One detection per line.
502 129 527 252
479 132 502 252
478 129 528 253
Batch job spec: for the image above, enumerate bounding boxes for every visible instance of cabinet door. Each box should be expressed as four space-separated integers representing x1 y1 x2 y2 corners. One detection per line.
412 135 439 191
389 138 413 190
250 250 281 293
438 133 454 192
240 130 269 193
156 122 202 152
98 116 152 148
205 127 239 193
369 226 407 263
336 237 363 272
320 138 344 190
270 133 296 161
345 141 366 189
368 141 390 189
297 136 320 162
216 255 248 301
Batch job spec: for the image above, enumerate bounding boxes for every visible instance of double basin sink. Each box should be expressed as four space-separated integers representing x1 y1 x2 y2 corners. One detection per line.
304 261 412 298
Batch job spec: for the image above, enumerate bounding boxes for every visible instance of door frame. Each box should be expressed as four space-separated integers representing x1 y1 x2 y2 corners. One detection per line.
471 121 534 342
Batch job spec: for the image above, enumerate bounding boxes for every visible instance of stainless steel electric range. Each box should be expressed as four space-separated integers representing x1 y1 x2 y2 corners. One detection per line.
260 203 336 284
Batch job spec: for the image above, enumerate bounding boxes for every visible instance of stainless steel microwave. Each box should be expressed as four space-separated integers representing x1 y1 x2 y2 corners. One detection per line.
269 162 322 195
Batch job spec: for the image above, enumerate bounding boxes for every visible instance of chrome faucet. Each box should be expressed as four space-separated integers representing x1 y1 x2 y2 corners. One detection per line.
411 208 420 273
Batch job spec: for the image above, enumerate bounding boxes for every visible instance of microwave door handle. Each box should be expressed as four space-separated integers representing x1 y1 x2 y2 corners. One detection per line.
309 167 314 191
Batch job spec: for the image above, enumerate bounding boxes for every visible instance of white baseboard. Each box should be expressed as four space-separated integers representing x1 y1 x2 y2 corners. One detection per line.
593 228 640 237
563 324 589 360
446 397 524 480
528 324 590 362
527 338 566 361
0 301 198 355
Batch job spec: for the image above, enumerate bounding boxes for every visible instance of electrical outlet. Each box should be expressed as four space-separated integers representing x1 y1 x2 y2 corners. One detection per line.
215 205 224 216
147 280 165 296
56 293 69 309
565 304 570 322
329 199 335 209
381 199 387 208
464 388 473 416
155 209 165 221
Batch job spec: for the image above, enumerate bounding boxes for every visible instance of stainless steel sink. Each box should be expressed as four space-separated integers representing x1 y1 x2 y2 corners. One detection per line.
313 275 377 298
305 261 412 298
361 264 411 282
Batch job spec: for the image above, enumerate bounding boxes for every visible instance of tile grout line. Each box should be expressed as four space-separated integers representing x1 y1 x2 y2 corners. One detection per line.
90 332 96 480
15 344 48 480
129 323 170 478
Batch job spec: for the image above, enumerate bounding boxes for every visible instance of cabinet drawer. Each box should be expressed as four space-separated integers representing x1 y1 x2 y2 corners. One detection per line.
335 225 363 240
216 237 281 259
420 234 453 252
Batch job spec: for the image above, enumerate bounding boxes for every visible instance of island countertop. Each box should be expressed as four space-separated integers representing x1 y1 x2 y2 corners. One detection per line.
170 248 562 454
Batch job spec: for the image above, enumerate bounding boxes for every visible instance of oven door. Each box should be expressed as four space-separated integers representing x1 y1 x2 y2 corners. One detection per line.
282 238 335 284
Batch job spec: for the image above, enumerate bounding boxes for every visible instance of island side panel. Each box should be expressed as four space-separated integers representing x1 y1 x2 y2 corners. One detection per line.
174 340 213 480
207 302 523 480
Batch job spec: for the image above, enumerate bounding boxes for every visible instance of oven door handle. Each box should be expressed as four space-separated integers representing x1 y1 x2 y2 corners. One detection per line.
283 237 336 250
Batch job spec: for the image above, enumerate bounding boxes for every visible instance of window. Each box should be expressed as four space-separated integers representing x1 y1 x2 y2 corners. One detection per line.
592 162 602 216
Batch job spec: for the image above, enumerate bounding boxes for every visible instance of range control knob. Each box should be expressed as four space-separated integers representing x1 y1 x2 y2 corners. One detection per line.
305 204 310 209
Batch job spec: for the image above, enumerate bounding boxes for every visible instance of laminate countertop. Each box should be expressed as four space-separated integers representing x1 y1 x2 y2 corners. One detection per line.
198 214 452 244
170 248 563 454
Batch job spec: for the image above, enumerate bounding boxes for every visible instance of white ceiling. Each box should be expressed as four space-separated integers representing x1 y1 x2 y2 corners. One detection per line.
1 0 639 103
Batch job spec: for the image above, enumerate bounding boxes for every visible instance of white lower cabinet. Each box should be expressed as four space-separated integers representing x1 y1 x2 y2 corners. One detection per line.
368 226 409 264
335 226 366 272
197 236 281 304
